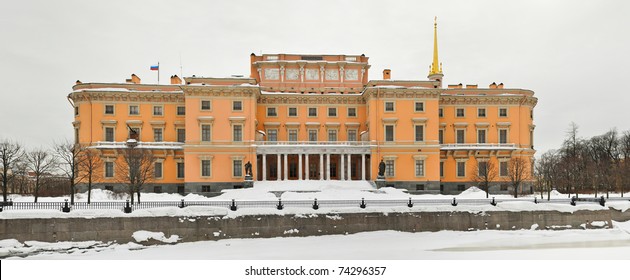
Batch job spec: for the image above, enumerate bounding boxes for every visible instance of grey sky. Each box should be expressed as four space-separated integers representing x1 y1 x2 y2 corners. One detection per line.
1 0 629 154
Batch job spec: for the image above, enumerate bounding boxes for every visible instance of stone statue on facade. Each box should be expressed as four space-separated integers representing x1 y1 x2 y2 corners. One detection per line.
244 161 252 176
378 159 386 177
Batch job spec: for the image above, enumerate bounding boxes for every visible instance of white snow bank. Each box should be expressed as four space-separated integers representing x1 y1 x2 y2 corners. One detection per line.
132 231 179 243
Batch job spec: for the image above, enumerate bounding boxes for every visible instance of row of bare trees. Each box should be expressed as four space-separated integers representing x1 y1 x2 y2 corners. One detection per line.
535 123 630 199
471 157 531 198
1 138 155 204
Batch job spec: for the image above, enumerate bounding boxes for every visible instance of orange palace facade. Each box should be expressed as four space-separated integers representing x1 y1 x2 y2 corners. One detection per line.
69 24 537 195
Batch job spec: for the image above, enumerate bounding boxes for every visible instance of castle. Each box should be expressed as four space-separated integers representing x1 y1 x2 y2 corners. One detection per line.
69 21 537 195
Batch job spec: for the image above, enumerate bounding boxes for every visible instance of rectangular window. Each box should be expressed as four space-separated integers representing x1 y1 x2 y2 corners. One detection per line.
288 129 298 142
328 107 337 117
415 160 425 177
105 105 114 115
415 125 424 142
105 127 115 142
177 128 185 143
233 101 243 111
499 129 508 144
347 107 357 117
456 129 465 144
267 107 277 117
129 105 139 115
308 107 317 117
477 129 486 144
177 185 185 194
233 125 243 142
439 129 444 144
478 108 486 117
288 107 298 117
347 130 357 142
201 125 211 142
105 162 114 178
438 108 443 117
385 160 395 177
267 129 278 142
233 159 243 177
457 161 466 177
153 106 163 116
415 102 424 112
202 185 211 192
499 108 508 117
458 185 466 192
308 129 318 142
177 106 186 116
201 160 211 177
153 128 163 142
440 161 444 177
456 108 465 117
500 161 508 177
177 162 185 178
201 100 211 110
478 161 487 177
385 125 394 142
154 162 163 178
384 101 395 112
328 130 337 142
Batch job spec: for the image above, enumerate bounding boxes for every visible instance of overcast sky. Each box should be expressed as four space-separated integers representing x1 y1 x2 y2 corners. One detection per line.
1 0 629 154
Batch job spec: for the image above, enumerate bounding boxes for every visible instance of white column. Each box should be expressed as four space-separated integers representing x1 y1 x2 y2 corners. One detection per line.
262 154 267 181
305 154 310 181
340 153 345 181
285 154 290 180
361 154 366 180
319 154 324 180
298 154 303 180
347 154 352 181
277 154 281 181
326 153 331 180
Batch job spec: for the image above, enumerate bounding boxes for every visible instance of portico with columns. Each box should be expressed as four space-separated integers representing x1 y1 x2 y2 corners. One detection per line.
255 145 371 181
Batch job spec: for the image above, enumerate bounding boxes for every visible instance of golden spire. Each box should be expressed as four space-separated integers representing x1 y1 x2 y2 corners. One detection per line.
429 16 442 75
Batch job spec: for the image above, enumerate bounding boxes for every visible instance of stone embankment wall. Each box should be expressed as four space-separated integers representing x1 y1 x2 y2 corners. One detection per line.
1 209 629 243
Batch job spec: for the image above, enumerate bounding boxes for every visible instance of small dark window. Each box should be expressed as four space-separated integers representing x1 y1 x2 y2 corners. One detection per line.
233 101 243 111
457 184 466 191
105 105 114 114
177 185 185 194
416 184 425 191
233 185 243 189
177 106 186 115
201 100 211 110
201 185 211 192
105 185 113 191
440 185 444 194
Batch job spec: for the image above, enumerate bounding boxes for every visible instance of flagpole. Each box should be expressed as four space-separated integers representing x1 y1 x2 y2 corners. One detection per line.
157 62 160 84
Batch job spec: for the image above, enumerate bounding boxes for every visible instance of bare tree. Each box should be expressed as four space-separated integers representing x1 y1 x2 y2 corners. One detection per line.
26 148 58 203
470 159 497 198
77 148 102 204
619 131 630 197
54 140 84 205
536 150 561 200
116 141 155 204
1 139 24 203
507 157 531 198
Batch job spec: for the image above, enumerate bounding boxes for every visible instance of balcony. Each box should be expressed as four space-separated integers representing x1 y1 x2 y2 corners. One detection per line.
440 143 517 150
254 141 372 154
91 141 184 150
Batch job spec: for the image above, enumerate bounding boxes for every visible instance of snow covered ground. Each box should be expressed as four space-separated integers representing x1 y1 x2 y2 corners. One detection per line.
4 220 630 260
1 183 629 219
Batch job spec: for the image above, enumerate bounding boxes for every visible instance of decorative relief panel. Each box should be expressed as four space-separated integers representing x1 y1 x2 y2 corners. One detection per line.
286 69 299 80
325 69 339 80
264 69 280 80
345 69 358 80
305 69 319 80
